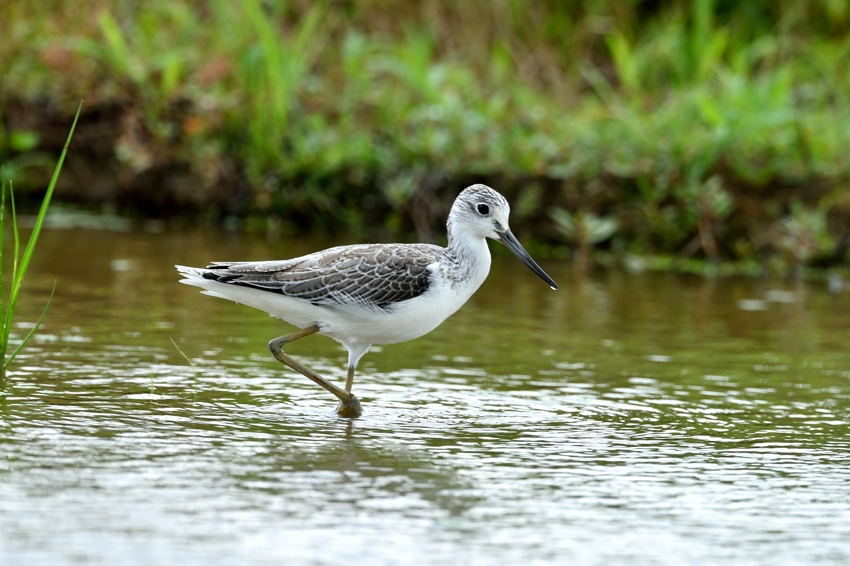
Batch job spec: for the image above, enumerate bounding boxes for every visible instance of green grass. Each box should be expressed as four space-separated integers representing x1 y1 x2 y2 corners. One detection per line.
169 337 197 399
2 1 850 272
0 102 80 374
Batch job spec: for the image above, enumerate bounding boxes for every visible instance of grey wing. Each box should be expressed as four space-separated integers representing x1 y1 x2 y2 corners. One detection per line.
200 245 435 310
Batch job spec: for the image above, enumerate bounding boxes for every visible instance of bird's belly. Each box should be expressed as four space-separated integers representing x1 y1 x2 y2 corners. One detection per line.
186 273 481 347
323 285 474 346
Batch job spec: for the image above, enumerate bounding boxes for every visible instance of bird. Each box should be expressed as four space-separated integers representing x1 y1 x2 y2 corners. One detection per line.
176 184 558 417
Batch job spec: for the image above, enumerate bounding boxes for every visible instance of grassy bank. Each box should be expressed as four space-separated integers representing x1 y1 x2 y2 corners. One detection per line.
3 0 850 272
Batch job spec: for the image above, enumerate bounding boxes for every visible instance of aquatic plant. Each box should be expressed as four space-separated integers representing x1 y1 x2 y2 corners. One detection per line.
0 103 81 375
169 337 197 398
774 201 834 275
549 207 619 270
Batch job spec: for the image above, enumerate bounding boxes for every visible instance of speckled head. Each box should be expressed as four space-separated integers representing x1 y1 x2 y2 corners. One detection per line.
448 184 512 241
447 184 558 290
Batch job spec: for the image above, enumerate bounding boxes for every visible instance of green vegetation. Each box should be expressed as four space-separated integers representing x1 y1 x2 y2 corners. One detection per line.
0 103 79 375
169 337 197 399
2 1 850 273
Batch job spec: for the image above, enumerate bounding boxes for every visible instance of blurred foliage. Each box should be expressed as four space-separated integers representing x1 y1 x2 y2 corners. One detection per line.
2 0 850 273
550 207 619 270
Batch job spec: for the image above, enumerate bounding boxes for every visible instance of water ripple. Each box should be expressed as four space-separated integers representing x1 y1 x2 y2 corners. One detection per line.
2 231 850 564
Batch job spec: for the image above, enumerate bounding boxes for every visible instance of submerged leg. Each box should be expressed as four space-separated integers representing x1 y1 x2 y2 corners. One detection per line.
268 324 362 418
345 365 355 393
342 342 370 395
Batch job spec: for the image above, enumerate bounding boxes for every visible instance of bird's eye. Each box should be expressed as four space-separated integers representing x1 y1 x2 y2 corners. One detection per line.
476 203 490 215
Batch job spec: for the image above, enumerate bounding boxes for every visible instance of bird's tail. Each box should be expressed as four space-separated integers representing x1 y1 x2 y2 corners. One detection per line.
175 264 207 282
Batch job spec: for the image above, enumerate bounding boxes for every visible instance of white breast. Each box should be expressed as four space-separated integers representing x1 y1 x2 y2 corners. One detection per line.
354 238 492 346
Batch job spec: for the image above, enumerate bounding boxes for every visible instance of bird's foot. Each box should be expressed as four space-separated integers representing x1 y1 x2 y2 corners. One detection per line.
336 393 362 418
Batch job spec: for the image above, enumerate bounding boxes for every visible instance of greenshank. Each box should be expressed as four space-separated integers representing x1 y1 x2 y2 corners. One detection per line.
176 184 558 417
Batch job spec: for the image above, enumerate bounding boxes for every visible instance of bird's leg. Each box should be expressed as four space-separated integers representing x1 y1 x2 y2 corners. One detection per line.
345 365 355 393
268 324 362 418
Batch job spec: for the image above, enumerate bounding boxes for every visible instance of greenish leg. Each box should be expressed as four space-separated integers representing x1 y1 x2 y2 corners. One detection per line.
268 324 362 418
345 365 355 393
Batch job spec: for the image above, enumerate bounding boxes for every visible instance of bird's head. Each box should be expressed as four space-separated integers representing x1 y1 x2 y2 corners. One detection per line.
449 184 558 290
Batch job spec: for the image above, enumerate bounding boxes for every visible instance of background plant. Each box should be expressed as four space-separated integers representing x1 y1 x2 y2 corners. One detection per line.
2 1 850 272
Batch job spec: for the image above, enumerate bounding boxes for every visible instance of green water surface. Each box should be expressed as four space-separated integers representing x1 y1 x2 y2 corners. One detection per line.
1 220 849 565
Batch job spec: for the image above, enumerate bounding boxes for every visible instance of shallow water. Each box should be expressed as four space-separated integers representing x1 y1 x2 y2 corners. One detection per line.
1 220 850 565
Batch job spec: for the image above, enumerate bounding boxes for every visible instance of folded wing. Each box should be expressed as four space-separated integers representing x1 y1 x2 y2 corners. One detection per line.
200 244 436 310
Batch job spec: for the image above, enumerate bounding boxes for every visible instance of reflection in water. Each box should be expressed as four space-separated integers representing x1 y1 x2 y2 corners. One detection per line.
1 224 849 565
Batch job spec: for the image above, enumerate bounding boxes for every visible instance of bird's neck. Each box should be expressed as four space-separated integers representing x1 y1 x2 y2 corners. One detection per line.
446 218 492 288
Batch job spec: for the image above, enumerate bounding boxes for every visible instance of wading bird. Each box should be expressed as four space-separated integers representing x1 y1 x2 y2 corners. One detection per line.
177 184 557 417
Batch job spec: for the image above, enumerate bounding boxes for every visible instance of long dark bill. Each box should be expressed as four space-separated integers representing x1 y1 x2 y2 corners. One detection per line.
497 230 558 290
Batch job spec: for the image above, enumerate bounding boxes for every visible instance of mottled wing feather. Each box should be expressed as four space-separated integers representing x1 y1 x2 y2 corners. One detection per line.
201 244 437 310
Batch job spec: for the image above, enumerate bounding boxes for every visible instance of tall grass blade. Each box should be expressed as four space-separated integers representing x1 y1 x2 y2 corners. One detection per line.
97 11 144 85
242 0 327 172
1 184 19 358
169 336 195 367
5 280 56 368
169 337 198 398
0 101 82 371
0 174 5 326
